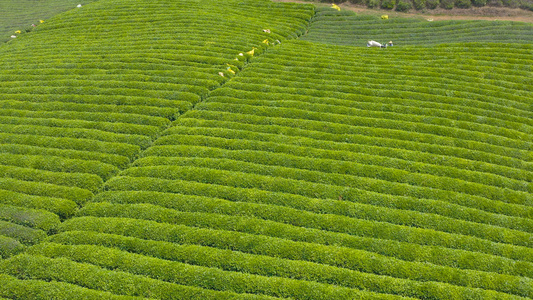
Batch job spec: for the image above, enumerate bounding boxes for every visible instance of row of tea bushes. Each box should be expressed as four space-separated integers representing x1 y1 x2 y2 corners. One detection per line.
302 7 533 46
59 39 533 298
0 0 100 40
0 0 314 269
2 1 532 298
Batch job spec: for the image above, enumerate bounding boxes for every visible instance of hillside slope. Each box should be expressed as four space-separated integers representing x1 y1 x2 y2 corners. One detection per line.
0 0 101 41
1 1 533 299
302 6 533 46
0 0 312 263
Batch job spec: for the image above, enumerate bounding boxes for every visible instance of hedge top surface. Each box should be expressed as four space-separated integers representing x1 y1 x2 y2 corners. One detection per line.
302 6 533 46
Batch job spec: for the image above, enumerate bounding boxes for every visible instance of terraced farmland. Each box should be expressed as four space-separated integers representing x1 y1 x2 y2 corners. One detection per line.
1 0 533 299
0 0 312 263
302 7 533 46
0 0 101 41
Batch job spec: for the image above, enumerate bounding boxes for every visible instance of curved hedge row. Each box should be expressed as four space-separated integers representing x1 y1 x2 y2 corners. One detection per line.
0 255 274 300
0 0 314 261
0 0 100 41
61 38 531 298
54 217 532 299
1 1 532 299
302 7 533 46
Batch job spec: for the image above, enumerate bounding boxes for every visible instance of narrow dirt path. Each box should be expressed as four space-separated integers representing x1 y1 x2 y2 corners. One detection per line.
273 0 533 23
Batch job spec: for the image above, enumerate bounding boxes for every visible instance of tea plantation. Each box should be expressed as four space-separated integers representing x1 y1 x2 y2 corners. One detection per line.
302 6 533 46
0 0 532 299
0 0 100 40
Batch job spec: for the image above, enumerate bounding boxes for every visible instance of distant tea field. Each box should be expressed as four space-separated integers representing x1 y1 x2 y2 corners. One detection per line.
0 0 532 299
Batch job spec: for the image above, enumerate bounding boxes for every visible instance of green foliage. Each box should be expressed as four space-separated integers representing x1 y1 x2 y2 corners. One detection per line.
381 0 396 9
413 0 428 9
440 0 455 8
0 153 119 181
455 0 473 8
0 236 25 259
302 11 533 45
502 0 522 7
0 273 143 299
0 204 60 232
472 0 488 6
0 254 306 300
367 0 381 8
27 242 415 299
0 144 130 169
0 178 93 205
56 219 533 298
0 189 77 219
0 0 100 40
396 0 413 10
427 0 441 8
0 165 102 193
1 0 532 298
0 220 47 245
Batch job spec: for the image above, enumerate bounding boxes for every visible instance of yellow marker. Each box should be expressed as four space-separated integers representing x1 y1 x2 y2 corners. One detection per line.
39 20 45 23
381 15 388 19
15 30 21 34
331 4 341 11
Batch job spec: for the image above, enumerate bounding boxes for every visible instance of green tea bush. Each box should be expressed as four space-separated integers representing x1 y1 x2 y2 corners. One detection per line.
0 165 102 193
0 254 272 300
172 116 531 183
0 220 47 245
71 203 533 296
29 242 531 299
51 230 533 288
0 236 26 259
0 132 140 159
0 274 143 299
0 153 118 181
0 189 77 218
2 0 532 298
0 144 130 169
0 204 60 232
302 13 533 45
93 183 533 249
28 242 421 299
56 218 533 298
0 178 93 205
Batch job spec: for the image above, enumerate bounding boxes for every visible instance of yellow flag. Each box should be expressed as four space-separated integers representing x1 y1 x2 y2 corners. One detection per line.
331 4 341 11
